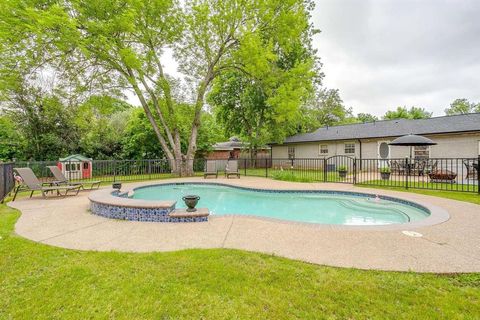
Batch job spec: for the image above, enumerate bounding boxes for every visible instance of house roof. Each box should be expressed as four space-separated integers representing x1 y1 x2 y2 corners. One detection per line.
59 154 92 162
213 137 245 151
276 113 480 144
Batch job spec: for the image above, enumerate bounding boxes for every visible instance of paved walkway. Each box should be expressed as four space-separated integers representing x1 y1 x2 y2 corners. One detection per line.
8 177 480 273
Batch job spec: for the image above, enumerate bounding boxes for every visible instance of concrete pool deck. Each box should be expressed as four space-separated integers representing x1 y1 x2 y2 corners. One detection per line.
8 177 480 273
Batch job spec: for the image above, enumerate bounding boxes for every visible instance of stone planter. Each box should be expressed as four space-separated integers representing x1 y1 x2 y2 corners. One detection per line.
380 172 391 180
182 195 200 212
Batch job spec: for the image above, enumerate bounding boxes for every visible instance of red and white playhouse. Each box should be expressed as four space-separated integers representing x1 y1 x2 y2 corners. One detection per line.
57 154 93 180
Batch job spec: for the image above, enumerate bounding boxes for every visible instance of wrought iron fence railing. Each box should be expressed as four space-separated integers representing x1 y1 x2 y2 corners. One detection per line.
0 163 15 202
1 156 479 198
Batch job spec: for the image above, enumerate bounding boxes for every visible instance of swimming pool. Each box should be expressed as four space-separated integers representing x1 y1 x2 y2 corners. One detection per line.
130 183 430 225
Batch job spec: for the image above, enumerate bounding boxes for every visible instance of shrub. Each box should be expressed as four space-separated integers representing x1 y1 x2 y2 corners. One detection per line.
380 167 391 173
271 170 314 183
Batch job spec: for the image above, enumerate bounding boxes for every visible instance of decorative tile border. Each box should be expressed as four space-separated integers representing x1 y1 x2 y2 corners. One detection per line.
90 200 208 223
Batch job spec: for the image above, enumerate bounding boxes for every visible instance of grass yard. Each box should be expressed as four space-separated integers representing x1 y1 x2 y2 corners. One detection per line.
246 168 346 182
0 205 479 319
357 184 480 205
359 179 479 194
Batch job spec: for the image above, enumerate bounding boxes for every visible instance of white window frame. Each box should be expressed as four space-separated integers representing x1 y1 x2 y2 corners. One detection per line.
287 146 295 159
319 144 328 155
413 145 430 159
344 143 355 154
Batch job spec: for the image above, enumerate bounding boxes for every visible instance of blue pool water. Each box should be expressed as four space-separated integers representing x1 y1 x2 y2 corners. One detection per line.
130 183 430 225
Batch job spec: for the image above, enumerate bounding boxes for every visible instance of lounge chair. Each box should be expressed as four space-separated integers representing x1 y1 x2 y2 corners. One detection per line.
47 165 101 190
203 161 218 179
225 160 240 178
12 167 81 201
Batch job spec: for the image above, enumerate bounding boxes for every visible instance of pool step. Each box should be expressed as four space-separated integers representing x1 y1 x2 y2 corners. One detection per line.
169 208 210 218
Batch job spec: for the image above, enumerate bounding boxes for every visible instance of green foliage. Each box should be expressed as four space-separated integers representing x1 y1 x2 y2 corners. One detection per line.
0 116 23 161
444 98 480 115
0 0 320 172
271 170 314 182
380 167 391 173
383 106 432 120
356 113 378 123
0 81 80 160
337 165 348 172
75 95 133 159
309 89 354 126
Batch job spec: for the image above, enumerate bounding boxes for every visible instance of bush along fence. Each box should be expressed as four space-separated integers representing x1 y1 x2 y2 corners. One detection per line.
1 155 479 200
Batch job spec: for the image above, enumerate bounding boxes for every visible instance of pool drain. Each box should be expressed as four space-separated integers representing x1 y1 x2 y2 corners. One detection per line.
402 231 423 237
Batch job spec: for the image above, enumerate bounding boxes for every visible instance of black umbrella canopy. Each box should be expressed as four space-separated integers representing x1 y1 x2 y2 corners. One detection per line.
389 134 437 146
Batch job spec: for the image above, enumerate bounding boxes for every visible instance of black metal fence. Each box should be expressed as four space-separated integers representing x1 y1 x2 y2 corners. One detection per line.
0 163 15 202
1 156 479 199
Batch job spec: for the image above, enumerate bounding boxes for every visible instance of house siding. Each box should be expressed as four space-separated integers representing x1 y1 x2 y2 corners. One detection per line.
271 132 480 160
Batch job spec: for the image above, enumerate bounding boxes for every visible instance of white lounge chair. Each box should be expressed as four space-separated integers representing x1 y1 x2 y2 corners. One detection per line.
225 160 240 178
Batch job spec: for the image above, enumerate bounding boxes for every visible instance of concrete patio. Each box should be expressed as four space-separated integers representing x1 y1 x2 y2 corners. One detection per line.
8 177 480 273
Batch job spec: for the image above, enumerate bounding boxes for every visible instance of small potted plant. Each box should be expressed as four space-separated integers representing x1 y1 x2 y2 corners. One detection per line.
380 167 391 180
337 165 348 178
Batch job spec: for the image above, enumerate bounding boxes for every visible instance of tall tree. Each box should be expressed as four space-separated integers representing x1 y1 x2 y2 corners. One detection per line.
305 89 355 127
356 113 378 123
75 95 132 159
383 106 432 120
444 98 480 115
1 0 318 175
0 80 79 160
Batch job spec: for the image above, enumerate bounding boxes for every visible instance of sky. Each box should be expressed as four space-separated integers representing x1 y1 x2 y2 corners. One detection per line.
133 0 480 117
312 0 480 116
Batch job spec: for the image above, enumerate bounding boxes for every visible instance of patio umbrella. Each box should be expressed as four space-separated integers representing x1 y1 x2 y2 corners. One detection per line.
389 134 437 159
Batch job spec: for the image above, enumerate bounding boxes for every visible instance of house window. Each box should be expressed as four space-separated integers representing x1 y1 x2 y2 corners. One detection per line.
288 146 295 159
320 145 328 154
344 143 355 154
414 145 430 159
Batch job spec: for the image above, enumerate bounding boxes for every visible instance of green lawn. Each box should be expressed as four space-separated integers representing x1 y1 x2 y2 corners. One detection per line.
358 184 480 205
1 205 479 319
359 179 479 193
246 168 346 182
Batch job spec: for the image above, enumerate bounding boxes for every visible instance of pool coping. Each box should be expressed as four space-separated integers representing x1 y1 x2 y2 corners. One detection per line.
88 181 450 231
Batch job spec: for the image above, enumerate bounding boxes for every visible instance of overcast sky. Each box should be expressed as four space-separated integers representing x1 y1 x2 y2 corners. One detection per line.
134 0 480 117
312 0 480 116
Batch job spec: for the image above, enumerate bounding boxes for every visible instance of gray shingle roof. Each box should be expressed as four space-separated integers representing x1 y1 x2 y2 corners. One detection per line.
280 113 480 144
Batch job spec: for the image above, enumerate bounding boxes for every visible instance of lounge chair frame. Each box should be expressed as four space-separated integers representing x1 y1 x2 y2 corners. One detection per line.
12 167 81 201
47 166 101 190
225 160 240 179
203 161 218 179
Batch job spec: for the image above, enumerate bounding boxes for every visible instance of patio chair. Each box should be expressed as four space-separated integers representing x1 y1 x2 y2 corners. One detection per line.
392 160 405 175
203 161 218 179
12 167 81 201
463 160 478 180
415 160 426 176
225 160 240 178
47 166 101 190
429 160 438 174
